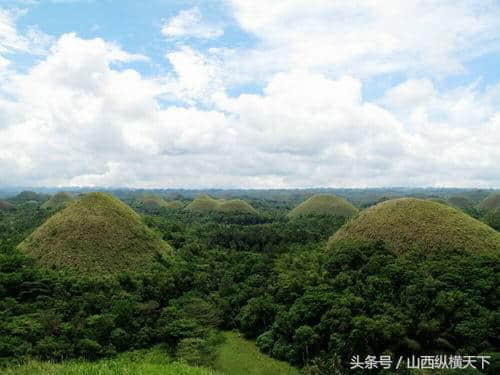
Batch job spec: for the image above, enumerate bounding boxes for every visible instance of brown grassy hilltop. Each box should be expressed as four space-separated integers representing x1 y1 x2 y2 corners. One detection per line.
18 193 172 274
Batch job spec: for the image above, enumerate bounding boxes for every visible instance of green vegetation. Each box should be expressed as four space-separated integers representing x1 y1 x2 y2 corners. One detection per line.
427 197 448 205
329 198 500 254
0 189 499 374
217 200 257 215
13 191 47 203
259 241 499 373
17 193 172 274
134 196 185 213
139 195 170 210
0 200 15 211
288 194 358 219
185 195 220 214
215 332 299 375
447 195 474 210
447 195 479 218
484 208 500 231
186 195 257 215
166 200 185 210
41 192 74 210
479 192 500 211
2 348 217 375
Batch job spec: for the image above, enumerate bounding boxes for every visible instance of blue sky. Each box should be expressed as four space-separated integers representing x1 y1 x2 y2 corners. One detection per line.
1 0 500 188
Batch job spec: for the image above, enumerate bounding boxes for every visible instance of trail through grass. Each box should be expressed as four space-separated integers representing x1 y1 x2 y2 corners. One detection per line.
215 331 300 375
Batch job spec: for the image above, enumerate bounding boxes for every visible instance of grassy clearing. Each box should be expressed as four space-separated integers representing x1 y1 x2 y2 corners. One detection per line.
17 192 172 274
330 198 500 254
2 348 218 375
288 194 358 219
215 331 299 375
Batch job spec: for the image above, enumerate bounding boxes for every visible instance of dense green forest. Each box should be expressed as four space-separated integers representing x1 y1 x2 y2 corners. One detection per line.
0 190 499 374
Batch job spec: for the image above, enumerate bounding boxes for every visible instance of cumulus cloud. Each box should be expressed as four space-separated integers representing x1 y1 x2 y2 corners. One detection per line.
162 7 223 39
225 0 500 78
1 3 500 188
163 46 224 104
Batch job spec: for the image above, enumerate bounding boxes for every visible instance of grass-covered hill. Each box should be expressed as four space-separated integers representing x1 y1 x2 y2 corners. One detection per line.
13 190 47 203
139 196 185 210
288 194 358 219
40 192 74 210
17 192 172 274
185 195 220 214
427 197 448 205
329 198 500 254
0 200 15 211
218 199 257 215
479 192 500 211
139 195 170 210
186 195 257 215
165 200 185 210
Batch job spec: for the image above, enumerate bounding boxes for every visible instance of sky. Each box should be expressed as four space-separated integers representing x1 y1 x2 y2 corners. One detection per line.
1 0 500 188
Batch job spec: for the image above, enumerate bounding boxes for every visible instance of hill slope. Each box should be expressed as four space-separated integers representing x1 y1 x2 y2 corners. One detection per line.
0 200 15 211
218 199 257 214
165 200 185 209
186 196 257 215
140 195 170 210
484 208 500 231
13 190 46 202
185 195 220 214
479 193 500 211
329 198 500 254
288 194 358 219
18 193 172 274
41 192 73 210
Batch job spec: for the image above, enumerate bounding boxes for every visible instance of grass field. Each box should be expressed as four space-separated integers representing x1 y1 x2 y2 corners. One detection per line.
2 333 300 375
2 348 217 375
215 331 300 375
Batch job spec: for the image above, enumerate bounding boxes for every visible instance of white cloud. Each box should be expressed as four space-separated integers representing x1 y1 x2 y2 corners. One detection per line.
225 0 500 78
162 7 223 39
0 9 52 55
1 3 500 188
163 46 223 104
0 8 29 53
2 32 500 188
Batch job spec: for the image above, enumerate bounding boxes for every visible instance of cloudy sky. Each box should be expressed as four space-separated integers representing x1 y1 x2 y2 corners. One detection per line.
1 0 500 188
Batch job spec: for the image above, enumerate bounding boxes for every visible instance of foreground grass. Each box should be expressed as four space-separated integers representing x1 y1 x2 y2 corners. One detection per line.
2 348 218 375
215 331 300 375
